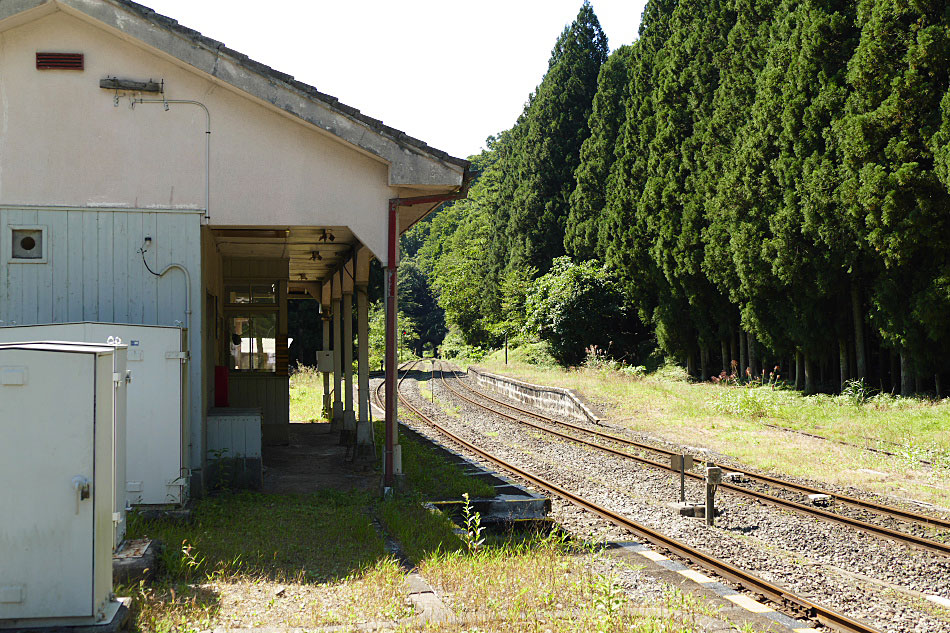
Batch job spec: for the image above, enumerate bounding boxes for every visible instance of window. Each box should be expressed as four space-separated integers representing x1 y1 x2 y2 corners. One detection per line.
226 283 276 304
224 280 280 373
228 313 277 371
8 225 48 263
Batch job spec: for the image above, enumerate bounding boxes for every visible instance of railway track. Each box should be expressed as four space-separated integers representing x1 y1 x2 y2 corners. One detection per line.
433 363 950 557
378 359 882 633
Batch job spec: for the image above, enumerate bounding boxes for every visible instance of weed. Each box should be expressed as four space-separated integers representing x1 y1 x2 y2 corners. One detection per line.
592 574 627 632
460 493 485 555
373 420 496 499
841 378 873 405
713 387 781 418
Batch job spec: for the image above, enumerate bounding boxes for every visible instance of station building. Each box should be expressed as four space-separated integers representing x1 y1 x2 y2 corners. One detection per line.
0 0 468 495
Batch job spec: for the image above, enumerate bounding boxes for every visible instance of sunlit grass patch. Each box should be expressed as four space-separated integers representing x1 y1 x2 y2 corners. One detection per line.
474 357 950 507
289 364 326 422
377 418 497 500
119 491 408 631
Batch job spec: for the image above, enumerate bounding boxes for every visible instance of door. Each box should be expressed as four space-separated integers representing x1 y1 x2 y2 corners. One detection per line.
0 349 96 619
83 324 184 505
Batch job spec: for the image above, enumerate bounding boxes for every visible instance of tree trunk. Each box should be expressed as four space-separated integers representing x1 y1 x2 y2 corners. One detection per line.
890 349 899 393
839 339 849 393
804 355 816 395
748 333 758 380
700 344 708 381
686 351 696 378
851 282 867 379
915 371 923 396
721 339 729 374
795 351 804 391
739 330 748 378
936 373 942 399
900 351 913 397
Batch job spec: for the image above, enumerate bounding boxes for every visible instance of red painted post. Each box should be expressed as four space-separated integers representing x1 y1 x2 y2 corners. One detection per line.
381 173 472 490
384 199 399 489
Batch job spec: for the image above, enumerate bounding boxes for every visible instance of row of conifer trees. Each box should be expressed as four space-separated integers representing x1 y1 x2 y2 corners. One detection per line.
419 0 950 396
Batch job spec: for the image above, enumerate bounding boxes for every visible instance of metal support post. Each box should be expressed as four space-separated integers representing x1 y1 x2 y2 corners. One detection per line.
384 200 399 490
705 466 721 526
356 285 373 450
671 454 692 503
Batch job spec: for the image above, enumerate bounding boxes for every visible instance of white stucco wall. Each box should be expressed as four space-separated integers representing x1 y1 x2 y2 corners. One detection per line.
0 9 398 263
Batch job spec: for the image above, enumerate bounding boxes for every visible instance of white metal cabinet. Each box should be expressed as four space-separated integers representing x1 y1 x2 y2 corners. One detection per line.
0 344 121 628
0 323 185 505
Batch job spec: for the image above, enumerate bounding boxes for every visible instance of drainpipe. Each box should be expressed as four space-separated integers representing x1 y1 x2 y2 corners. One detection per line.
131 98 211 222
383 174 472 491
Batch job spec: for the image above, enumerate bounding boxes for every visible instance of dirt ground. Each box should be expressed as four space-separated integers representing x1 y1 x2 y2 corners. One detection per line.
262 421 379 494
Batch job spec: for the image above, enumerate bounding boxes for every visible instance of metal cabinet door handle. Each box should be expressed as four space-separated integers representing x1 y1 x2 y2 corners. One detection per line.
71 475 90 514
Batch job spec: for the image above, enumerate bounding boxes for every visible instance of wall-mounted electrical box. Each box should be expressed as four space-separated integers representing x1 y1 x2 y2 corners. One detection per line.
0 323 185 505
0 343 123 628
317 350 333 372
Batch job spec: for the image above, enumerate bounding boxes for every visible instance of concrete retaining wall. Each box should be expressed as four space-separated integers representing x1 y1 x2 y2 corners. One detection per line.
467 367 602 425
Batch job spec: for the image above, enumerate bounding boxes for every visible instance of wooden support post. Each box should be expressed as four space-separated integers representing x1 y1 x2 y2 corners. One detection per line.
384 200 400 490
332 272 343 430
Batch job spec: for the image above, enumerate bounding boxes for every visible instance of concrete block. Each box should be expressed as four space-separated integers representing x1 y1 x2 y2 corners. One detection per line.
113 539 160 585
668 502 719 518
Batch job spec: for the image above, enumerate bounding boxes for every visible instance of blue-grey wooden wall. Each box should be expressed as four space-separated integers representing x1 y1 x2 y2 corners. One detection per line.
0 206 205 493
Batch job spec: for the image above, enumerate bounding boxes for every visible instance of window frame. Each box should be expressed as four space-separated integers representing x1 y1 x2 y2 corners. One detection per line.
223 278 285 375
7 224 49 264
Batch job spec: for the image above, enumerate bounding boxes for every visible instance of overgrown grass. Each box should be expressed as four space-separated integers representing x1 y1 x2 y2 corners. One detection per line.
417 529 718 632
374 416 497 500
119 491 409 631
121 360 738 632
474 356 950 507
289 365 326 422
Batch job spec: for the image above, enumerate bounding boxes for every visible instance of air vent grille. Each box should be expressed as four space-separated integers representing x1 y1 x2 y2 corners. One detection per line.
36 53 84 70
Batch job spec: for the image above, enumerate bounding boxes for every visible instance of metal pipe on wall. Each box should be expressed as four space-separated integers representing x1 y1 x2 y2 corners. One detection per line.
129 98 211 222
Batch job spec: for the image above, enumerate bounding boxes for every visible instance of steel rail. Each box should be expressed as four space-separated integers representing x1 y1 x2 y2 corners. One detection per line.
439 368 950 557
443 366 950 534
396 362 881 633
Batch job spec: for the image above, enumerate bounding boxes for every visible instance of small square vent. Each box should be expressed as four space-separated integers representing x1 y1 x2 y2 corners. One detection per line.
36 52 84 70
10 227 46 263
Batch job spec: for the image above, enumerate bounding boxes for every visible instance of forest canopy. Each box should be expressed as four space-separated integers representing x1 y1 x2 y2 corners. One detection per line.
399 0 950 397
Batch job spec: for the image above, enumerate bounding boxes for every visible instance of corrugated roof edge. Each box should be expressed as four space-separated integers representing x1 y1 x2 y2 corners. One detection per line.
113 0 469 170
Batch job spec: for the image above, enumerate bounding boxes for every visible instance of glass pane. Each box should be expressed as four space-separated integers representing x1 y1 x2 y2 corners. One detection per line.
227 285 251 304
229 313 277 371
251 284 277 304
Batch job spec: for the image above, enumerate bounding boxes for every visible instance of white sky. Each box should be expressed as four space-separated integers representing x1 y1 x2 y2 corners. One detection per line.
139 0 647 159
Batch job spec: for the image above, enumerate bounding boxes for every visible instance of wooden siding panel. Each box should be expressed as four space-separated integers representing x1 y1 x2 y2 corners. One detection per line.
142 213 158 326
97 212 114 323
127 212 144 324
81 211 98 320
2 208 200 329
112 212 129 323
4 209 22 324
66 210 84 321
0 209 6 323
49 210 69 322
